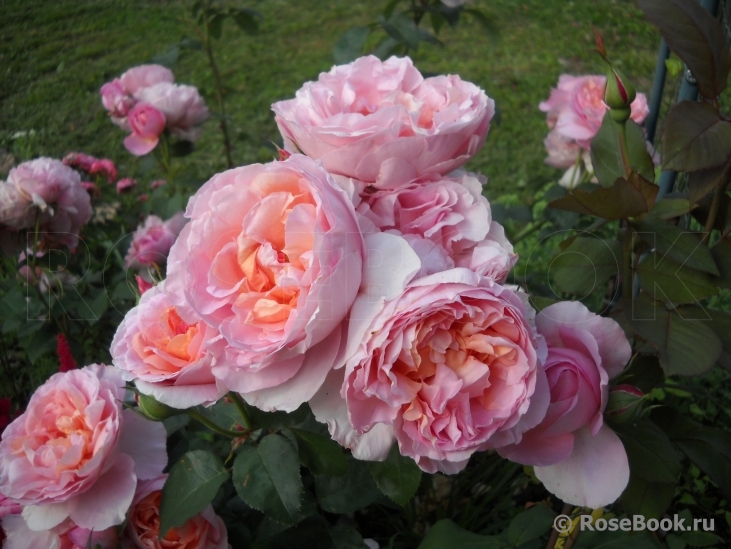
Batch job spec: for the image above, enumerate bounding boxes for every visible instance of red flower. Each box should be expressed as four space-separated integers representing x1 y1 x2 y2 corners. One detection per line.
57 333 77 372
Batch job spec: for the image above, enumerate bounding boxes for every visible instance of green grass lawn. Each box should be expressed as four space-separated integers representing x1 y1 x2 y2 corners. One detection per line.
0 0 660 200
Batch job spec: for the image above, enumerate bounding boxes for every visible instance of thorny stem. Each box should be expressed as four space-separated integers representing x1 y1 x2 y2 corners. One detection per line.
187 410 249 438
545 504 572 549
616 120 632 179
622 224 634 302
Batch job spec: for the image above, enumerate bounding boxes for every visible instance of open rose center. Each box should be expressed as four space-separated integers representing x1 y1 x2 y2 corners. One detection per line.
132 491 209 549
131 307 202 373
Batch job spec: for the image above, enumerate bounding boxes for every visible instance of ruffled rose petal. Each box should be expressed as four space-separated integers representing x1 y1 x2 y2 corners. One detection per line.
117 409 168 480
534 424 629 508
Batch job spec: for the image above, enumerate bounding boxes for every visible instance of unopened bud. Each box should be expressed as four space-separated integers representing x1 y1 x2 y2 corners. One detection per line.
605 384 644 424
137 394 183 421
604 67 636 121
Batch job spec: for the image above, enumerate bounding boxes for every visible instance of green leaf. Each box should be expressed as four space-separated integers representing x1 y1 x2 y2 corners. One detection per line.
315 455 382 514
615 420 682 484
691 191 731 236
711 238 731 290
548 172 658 220
613 354 664 393
329 524 369 549
662 101 731 172
648 197 692 220
380 12 419 50
677 531 725 547
24 326 58 364
619 475 675 519
623 295 721 376
159 450 229 537
704 307 731 370
551 237 620 297
287 428 348 477
631 219 719 275
233 434 303 525
505 505 555 547
688 161 730 205
418 519 509 549
382 0 401 18
260 515 332 549
333 26 370 64
652 407 731 500
373 37 400 60
208 12 226 40
637 0 731 98
170 140 194 157
231 8 260 35
152 45 179 67
591 114 655 186
367 444 421 506
636 252 718 304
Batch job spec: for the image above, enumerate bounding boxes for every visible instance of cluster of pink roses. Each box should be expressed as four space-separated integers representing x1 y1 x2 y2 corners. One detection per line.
0 158 92 252
101 64 209 156
0 365 228 549
540 74 649 187
108 55 633 508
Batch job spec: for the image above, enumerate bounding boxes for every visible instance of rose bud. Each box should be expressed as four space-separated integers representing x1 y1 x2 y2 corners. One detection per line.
604 67 637 123
605 384 644 424
137 393 184 421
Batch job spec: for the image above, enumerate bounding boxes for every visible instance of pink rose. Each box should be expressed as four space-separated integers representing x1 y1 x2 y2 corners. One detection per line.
89 159 118 183
135 83 209 142
356 172 515 282
540 75 649 149
117 177 138 194
0 364 167 531
273 56 493 188
3 158 92 249
125 212 187 271
100 80 135 120
118 64 175 95
62 152 97 173
0 492 21 520
314 262 548 474
124 476 228 549
543 130 582 169
1 514 117 549
499 301 631 508
111 283 227 408
166 154 365 411
124 103 166 156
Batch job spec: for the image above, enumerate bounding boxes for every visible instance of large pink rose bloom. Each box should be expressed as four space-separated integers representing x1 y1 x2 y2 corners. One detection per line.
124 476 229 549
499 301 631 508
540 74 649 148
273 56 494 188
317 265 548 474
356 172 516 282
2 158 91 249
0 365 167 531
2 514 117 549
135 83 210 142
111 283 227 409
166 154 365 411
125 211 187 271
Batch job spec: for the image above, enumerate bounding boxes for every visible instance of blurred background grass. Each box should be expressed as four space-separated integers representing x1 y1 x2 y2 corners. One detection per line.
0 0 660 200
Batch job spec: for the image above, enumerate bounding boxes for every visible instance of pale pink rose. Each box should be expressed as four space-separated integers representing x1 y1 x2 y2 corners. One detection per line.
111 283 227 408
125 212 187 271
135 83 209 142
124 103 167 156
273 56 494 188
3 158 91 249
100 80 135 121
0 492 21 520
124 476 228 549
119 65 175 95
540 75 649 149
166 154 365 411
0 364 167 531
499 301 631 508
318 263 549 474
543 130 581 169
356 172 515 282
1 514 117 549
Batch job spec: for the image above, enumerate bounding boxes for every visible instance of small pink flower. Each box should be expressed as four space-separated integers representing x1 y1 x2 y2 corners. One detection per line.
124 103 166 156
499 301 632 508
125 212 186 270
62 152 97 172
0 364 167 530
117 177 138 194
89 159 118 183
111 283 227 409
150 179 167 190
